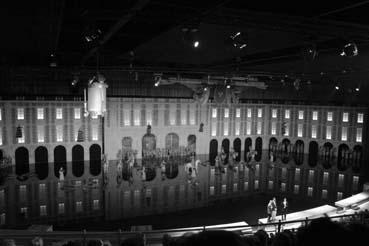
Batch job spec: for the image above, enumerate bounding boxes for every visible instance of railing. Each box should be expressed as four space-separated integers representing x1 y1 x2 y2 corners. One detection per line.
1 212 368 245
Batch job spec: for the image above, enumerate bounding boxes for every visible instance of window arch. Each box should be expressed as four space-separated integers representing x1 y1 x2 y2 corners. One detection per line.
244 138 252 162
15 147 30 180
166 133 179 150
293 140 304 165
308 141 319 167
221 139 230 164
72 145 84 177
89 144 101 176
352 145 362 173
35 146 48 180
337 144 350 171
209 139 218 166
280 139 291 164
233 138 241 162
255 137 262 161
321 142 333 169
54 145 67 178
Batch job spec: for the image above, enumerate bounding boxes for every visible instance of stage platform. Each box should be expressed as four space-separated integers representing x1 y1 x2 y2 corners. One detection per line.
327 200 369 219
334 191 369 209
257 205 337 231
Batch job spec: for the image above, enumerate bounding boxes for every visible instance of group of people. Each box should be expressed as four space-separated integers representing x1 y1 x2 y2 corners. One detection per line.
267 197 288 222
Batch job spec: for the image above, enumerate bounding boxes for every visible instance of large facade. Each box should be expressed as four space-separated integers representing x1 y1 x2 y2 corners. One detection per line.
0 98 366 226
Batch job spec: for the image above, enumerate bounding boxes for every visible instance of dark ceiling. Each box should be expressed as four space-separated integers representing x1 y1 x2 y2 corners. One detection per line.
2 0 369 103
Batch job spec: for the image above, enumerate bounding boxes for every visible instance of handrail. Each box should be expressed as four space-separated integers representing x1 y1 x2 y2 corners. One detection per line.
0 212 367 241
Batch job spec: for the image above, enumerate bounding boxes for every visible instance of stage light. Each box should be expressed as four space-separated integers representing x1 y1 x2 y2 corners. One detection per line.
335 85 340 90
193 41 199 48
49 53 57 67
226 84 231 89
341 42 358 57
229 31 247 50
154 73 162 87
355 87 360 92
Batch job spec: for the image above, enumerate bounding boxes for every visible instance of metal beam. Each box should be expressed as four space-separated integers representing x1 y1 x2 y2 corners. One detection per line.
80 0 151 66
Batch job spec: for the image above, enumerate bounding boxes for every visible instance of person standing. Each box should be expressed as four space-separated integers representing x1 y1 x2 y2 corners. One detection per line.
272 197 277 221
267 200 272 222
281 197 288 221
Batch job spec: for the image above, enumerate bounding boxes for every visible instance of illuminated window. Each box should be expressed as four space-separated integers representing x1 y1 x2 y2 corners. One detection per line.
322 190 328 199
323 172 329 185
210 186 215 195
254 180 259 189
37 125 44 143
284 123 289 136
124 109 130 126
223 121 229 136
58 203 65 214
342 112 349 122
271 122 276 135
74 108 81 119
326 126 332 140
246 122 251 135
224 108 229 118
17 108 24 120
353 176 359 191
147 110 153 125
20 207 28 218
189 107 195 125
257 122 262 135
211 121 217 136
0 213 5 225
212 108 217 118
92 125 98 141
341 127 347 141
221 184 226 194
338 174 344 188
37 108 44 120
356 128 362 142
257 108 262 118
272 109 277 118
297 124 303 137
308 170 314 183
337 192 343 200
311 125 317 138
285 109 290 119
0 129 2 145
294 185 299 194
268 181 273 190
236 108 241 118
247 108 252 118
40 205 47 216
76 201 83 213
56 125 63 142
180 109 186 125
307 187 313 197
244 181 249 191
18 128 25 143
357 113 364 123
56 108 63 119
233 183 238 192
298 110 304 120
235 121 240 136
134 109 140 126
93 200 99 210
39 183 46 195
0 108 2 121
312 111 318 120
327 111 333 121
281 183 286 192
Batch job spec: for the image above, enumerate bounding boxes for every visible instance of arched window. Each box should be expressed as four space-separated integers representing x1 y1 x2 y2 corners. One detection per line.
89 144 101 176
293 140 304 165
255 137 262 161
352 145 363 173
15 147 29 180
35 146 48 180
281 139 291 164
233 138 241 162
142 126 156 157
244 138 252 162
321 142 333 169
221 139 230 164
337 144 350 171
187 135 196 154
269 138 278 162
209 139 218 166
54 145 67 178
72 145 84 177
308 141 319 167
166 133 179 150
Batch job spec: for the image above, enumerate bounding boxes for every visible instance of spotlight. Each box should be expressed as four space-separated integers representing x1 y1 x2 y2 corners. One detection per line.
335 85 340 90
193 41 200 48
154 73 162 87
226 84 231 89
229 31 247 49
182 25 200 49
340 42 358 57
355 87 360 92
49 53 57 67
